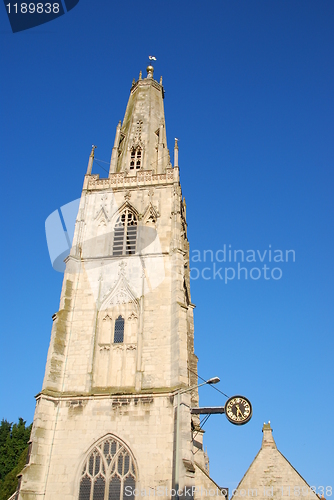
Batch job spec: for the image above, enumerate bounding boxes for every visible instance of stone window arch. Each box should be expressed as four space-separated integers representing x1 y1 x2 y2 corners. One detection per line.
100 315 112 344
78 435 137 500
130 147 142 170
114 315 124 343
112 209 137 256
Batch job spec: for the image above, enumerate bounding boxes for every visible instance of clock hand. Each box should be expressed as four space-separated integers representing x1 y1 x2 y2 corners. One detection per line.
236 405 243 417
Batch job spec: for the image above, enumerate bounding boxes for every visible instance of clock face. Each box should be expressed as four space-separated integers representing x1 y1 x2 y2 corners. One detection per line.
224 396 252 425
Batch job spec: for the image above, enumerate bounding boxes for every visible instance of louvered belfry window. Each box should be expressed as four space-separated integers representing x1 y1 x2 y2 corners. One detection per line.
79 437 137 500
112 209 137 256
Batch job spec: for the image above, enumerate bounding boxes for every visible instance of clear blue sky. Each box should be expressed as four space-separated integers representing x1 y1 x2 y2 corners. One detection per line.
1 0 333 493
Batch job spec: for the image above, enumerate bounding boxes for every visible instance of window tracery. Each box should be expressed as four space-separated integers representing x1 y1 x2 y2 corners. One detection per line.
79 436 137 500
112 209 137 256
130 147 142 170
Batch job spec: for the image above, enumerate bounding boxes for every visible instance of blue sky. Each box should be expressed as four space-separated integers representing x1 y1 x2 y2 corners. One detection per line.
1 0 333 493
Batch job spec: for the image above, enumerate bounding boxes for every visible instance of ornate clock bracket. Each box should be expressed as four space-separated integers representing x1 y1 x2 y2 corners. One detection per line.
191 395 252 426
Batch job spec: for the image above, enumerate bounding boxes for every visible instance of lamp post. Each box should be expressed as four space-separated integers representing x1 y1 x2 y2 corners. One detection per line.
174 377 220 498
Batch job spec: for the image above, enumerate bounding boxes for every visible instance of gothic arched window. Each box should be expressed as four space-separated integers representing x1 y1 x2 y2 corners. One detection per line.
130 148 142 170
114 316 124 343
112 209 137 256
78 436 137 500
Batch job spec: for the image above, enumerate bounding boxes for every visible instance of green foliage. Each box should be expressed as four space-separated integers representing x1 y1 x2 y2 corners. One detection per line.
0 421 12 451
0 418 32 498
0 447 28 500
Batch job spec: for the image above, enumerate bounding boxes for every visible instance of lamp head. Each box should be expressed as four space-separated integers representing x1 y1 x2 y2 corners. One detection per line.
207 376 220 385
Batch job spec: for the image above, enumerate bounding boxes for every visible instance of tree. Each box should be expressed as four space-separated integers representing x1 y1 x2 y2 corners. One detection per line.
0 418 32 498
0 447 28 500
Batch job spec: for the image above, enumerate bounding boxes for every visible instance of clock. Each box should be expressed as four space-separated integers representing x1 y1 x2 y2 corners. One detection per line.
224 395 252 425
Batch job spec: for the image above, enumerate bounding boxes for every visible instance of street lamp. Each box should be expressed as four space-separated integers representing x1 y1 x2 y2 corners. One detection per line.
174 376 220 497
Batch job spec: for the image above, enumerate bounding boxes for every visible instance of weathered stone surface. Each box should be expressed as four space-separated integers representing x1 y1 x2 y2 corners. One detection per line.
231 423 320 500
18 66 217 499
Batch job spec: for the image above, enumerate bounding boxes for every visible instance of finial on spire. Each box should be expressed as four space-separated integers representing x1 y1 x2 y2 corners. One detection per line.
147 56 156 79
86 145 97 175
139 70 142 80
147 65 154 79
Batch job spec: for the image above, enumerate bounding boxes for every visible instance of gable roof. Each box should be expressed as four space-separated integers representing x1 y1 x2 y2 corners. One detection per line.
231 423 320 500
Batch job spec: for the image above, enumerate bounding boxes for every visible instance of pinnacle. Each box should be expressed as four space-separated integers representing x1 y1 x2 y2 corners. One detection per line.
262 421 277 449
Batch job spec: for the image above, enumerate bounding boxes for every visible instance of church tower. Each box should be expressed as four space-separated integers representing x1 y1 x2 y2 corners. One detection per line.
18 65 220 500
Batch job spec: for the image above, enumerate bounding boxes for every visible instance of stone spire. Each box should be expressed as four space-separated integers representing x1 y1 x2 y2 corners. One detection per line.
109 64 169 176
18 63 214 500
